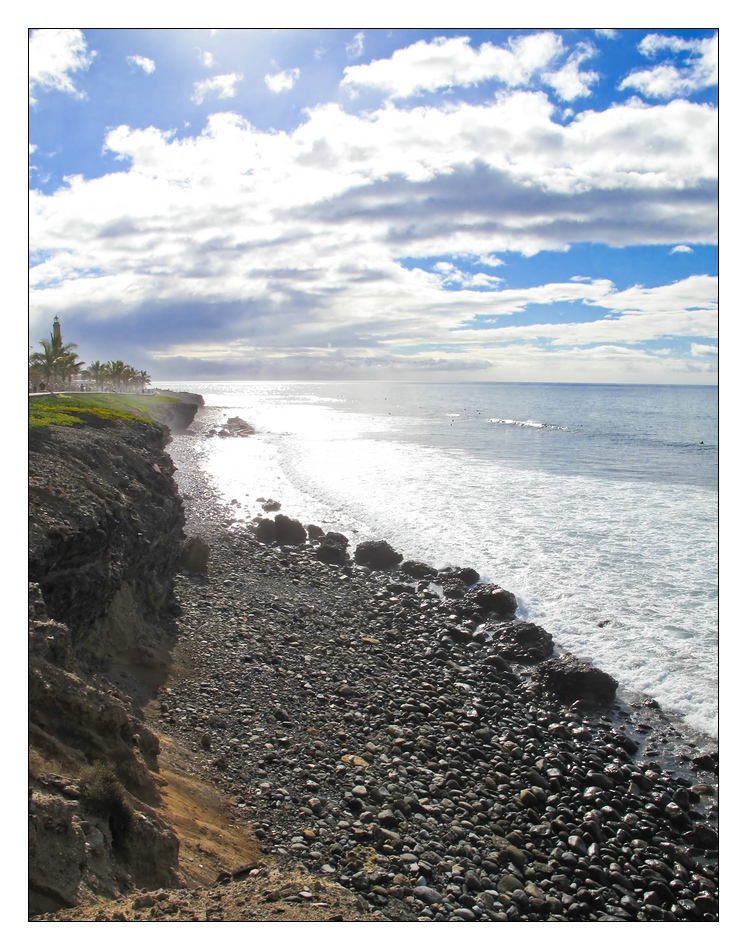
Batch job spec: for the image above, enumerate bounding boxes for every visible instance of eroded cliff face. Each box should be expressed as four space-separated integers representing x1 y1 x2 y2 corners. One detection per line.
28 417 187 915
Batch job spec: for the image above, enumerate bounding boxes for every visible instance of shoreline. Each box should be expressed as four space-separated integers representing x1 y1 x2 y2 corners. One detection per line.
156 408 719 922
172 399 718 748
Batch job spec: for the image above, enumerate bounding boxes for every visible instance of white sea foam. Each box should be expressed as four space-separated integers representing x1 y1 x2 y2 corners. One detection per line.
489 417 544 427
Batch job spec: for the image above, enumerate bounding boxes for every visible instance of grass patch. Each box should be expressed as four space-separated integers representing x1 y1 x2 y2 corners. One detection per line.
28 393 180 429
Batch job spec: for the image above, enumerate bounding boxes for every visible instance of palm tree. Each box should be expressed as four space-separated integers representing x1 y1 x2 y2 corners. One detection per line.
29 318 82 390
29 341 59 388
104 360 142 392
58 351 85 388
81 360 106 390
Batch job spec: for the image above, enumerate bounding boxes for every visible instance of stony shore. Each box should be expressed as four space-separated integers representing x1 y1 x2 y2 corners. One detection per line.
150 406 719 923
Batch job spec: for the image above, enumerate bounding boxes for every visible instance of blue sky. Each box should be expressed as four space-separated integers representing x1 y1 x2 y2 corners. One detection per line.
28 25 718 383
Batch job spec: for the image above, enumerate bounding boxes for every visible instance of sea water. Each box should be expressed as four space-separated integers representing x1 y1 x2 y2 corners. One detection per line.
157 380 718 739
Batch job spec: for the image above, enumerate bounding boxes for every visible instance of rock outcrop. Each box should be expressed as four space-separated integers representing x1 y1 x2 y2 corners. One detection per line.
28 419 184 672
207 415 256 439
28 414 189 914
535 653 619 705
487 620 554 663
461 583 518 619
316 531 351 565
354 540 403 570
147 390 204 431
253 514 308 546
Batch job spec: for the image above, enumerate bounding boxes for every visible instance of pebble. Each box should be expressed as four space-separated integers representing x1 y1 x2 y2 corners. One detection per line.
159 421 720 923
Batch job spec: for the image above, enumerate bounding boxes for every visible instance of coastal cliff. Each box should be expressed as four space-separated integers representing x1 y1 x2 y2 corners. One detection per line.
28 413 187 914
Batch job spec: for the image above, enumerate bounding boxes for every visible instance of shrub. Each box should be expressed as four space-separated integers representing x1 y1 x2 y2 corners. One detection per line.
78 763 133 849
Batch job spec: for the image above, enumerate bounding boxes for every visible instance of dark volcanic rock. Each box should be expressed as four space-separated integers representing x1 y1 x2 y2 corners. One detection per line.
354 540 403 570
180 536 210 574
490 621 554 663
28 418 184 659
441 578 468 599
28 413 190 914
325 531 350 549
401 559 438 579
438 566 480 586
254 514 307 546
535 654 618 704
274 514 307 545
211 416 256 438
462 584 518 618
254 518 278 543
147 390 204 431
317 532 350 565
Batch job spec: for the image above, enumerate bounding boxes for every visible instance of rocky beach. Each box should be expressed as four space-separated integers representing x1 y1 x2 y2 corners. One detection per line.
29 397 718 923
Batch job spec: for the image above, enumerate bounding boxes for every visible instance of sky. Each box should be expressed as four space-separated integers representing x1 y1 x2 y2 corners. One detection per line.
28 25 718 384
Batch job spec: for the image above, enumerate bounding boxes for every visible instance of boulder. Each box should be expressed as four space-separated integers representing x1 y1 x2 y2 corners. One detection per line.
221 416 256 437
482 652 512 673
274 514 307 545
438 566 480 586
489 621 554 663
535 654 618 705
325 531 350 549
354 540 403 570
462 584 518 618
317 534 350 565
692 752 718 773
401 559 438 580
253 514 307 546
441 578 468 599
180 536 210 574
254 518 278 544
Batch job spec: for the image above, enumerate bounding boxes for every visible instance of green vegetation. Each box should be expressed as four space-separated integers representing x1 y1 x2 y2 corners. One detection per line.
28 317 84 389
28 392 180 429
78 763 133 850
28 316 151 392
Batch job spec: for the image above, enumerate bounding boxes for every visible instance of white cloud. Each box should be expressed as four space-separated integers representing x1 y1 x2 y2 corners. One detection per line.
29 28 96 104
127 55 156 74
670 244 693 254
264 68 300 93
543 42 598 100
342 33 598 101
450 275 718 347
346 32 365 60
192 73 242 104
691 343 718 357
619 33 717 99
640 34 707 58
595 30 618 40
29 86 716 379
433 261 504 289
201 51 215 68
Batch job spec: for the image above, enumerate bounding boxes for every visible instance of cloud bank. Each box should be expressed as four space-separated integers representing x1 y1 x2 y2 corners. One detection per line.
28 30 718 383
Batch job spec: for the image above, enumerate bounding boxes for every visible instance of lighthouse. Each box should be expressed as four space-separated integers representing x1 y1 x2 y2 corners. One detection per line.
52 315 62 348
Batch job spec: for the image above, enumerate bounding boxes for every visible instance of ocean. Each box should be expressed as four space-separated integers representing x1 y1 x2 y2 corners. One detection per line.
157 380 718 740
